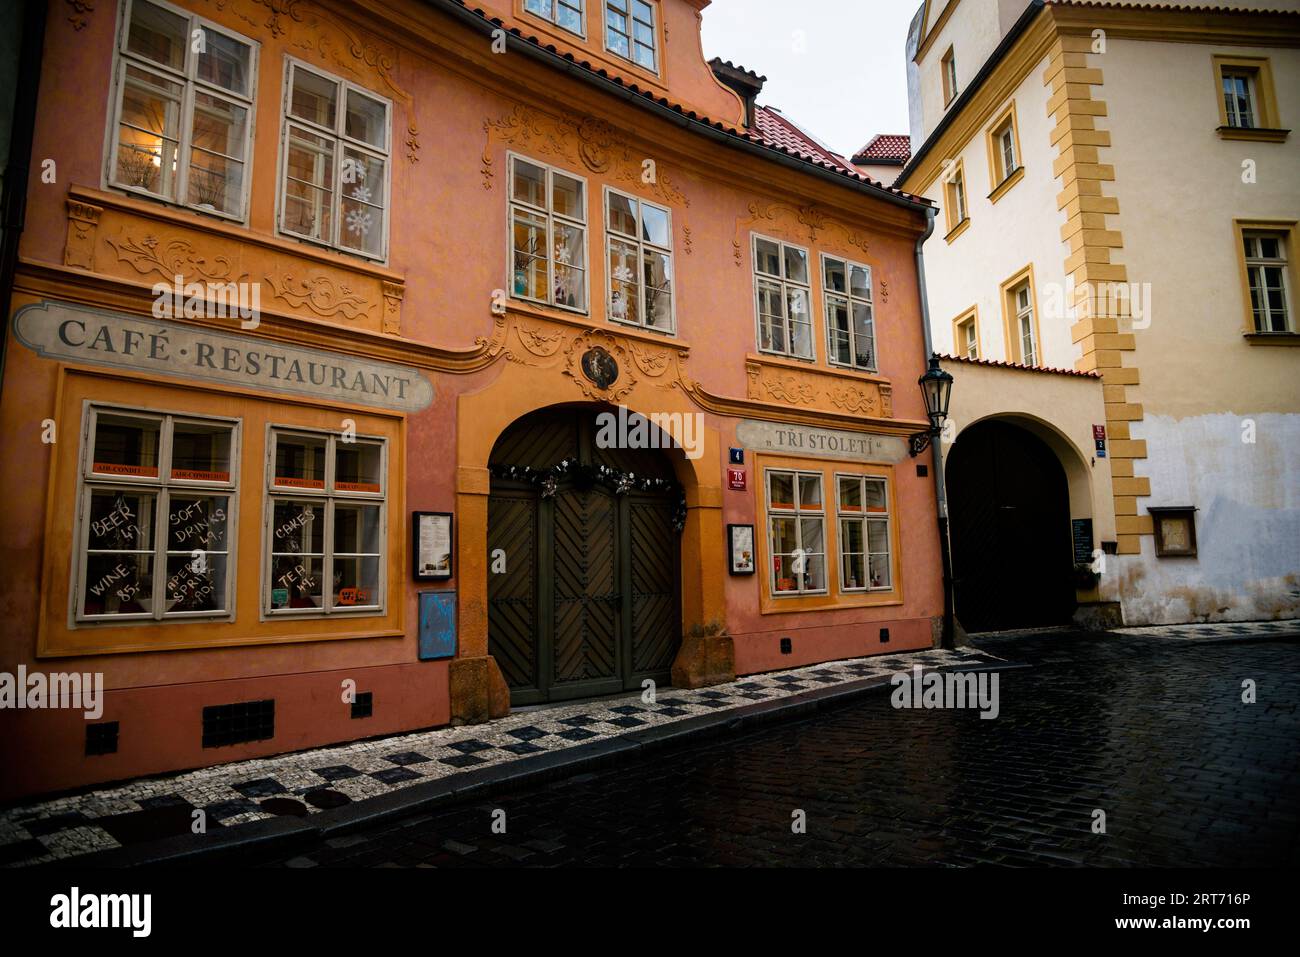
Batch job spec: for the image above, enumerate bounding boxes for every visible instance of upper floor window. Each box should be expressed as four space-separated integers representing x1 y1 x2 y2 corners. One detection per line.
1243 231 1291 333
955 311 979 359
76 406 238 623
753 235 813 360
1223 69 1257 129
510 155 588 313
526 0 585 36
1213 56 1285 141
279 60 391 261
108 0 257 220
606 0 658 72
1012 281 1037 366
606 188 674 333
822 254 875 371
266 429 387 616
943 160 969 241
941 47 958 106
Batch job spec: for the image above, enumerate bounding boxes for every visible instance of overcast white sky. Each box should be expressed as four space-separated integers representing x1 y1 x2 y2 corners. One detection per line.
700 0 919 158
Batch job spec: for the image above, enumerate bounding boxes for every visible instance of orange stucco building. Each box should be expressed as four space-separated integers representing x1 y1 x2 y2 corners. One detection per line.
0 0 942 799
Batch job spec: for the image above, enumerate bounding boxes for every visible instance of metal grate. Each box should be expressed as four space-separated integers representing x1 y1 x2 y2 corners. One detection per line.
351 692 373 719
202 699 274 748
85 721 119 756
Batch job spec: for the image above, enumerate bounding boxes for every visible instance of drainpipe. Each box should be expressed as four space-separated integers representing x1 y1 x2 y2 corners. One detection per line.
0 0 48 396
914 207 956 649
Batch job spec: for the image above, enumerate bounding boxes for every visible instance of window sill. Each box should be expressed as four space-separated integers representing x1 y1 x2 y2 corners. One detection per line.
944 217 971 244
1244 331 1300 346
1217 126 1289 143
987 166 1025 204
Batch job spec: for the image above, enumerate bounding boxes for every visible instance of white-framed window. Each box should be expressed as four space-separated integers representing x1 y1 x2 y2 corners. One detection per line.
107 0 257 220
1222 71 1256 129
265 428 387 616
509 154 589 313
1244 232 1291 332
836 474 892 592
278 59 391 261
998 125 1018 178
823 254 875 370
766 469 826 596
950 171 967 224
942 47 958 105
606 187 673 333
1014 281 1037 366
75 405 239 623
525 0 585 36
958 316 978 358
605 0 657 72
753 235 813 359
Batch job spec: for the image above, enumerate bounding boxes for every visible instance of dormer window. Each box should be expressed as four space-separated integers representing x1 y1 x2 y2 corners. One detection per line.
605 1 658 73
525 0 585 37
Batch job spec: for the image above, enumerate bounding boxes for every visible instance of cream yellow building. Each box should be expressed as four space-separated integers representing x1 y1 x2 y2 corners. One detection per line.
898 0 1300 627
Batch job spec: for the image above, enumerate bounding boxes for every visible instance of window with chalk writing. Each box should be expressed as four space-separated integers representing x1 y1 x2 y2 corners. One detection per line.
266 428 386 616
76 406 238 622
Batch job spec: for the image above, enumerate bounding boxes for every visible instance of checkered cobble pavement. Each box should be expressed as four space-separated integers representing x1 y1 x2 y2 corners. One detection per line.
245 631 1300 868
1110 619 1298 641
0 646 998 866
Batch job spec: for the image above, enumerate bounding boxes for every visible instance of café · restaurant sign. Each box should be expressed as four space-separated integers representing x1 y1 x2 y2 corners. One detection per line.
14 301 434 412
735 419 908 464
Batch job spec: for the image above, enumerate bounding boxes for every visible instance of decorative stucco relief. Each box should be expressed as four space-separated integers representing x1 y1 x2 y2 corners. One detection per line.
64 201 103 270
745 358 893 419
264 273 373 321
105 232 248 285
65 0 95 30
205 0 421 162
481 104 690 208
733 201 871 264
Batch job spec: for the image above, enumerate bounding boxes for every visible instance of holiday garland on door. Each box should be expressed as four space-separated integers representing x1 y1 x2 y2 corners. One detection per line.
491 458 687 532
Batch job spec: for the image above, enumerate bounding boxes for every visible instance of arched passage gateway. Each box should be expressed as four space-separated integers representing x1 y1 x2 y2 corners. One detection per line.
487 405 683 704
946 418 1079 632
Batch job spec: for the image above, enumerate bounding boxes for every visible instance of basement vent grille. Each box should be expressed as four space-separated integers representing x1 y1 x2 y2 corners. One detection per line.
202 699 275 748
85 721 119 756
351 692 373 719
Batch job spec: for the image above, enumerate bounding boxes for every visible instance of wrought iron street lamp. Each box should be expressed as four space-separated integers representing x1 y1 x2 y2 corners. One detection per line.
909 354 957 649
909 354 954 457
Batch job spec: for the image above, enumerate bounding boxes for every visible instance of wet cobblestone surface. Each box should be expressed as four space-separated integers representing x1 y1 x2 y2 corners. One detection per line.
247 632 1300 867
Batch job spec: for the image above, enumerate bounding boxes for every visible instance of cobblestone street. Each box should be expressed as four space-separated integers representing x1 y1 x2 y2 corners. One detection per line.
243 631 1300 867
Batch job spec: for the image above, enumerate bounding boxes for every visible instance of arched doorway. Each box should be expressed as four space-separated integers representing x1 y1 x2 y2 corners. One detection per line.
487 406 682 704
946 419 1076 632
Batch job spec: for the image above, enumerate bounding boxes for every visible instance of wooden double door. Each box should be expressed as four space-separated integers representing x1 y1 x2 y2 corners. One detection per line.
488 408 681 705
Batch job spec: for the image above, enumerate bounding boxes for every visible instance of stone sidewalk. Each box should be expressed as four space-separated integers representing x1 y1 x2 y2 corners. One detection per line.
1110 619 1299 641
0 645 1005 866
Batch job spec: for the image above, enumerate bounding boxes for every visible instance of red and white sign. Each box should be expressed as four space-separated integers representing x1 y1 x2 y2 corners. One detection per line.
727 468 746 491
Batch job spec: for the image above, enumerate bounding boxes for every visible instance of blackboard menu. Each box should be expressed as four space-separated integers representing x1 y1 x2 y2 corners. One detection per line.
1072 518 1094 565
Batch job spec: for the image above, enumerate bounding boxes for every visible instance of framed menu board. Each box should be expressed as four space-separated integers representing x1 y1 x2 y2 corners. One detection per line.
413 512 453 580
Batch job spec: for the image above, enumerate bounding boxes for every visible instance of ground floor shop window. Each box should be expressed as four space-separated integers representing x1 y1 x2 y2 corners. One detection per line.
77 405 238 621
765 468 827 595
837 474 892 591
266 428 386 615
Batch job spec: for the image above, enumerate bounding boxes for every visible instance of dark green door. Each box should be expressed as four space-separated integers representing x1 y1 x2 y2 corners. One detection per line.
487 407 680 705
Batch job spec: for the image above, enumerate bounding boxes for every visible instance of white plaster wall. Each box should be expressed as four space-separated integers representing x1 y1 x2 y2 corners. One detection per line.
916 0 1005 141
1116 413 1300 624
1100 37 1300 624
920 60 1074 367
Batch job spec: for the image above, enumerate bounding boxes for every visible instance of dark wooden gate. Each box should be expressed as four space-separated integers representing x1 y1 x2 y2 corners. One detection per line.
946 419 1076 633
487 407 681 704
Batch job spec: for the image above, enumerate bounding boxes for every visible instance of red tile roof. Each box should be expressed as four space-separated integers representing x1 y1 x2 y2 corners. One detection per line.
853 134 912 165
752 106 855 174
939 354 1102 379
433 1 929 205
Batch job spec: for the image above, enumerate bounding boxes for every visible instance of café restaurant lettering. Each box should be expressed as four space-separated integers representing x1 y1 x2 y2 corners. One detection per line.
13 301 434 413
